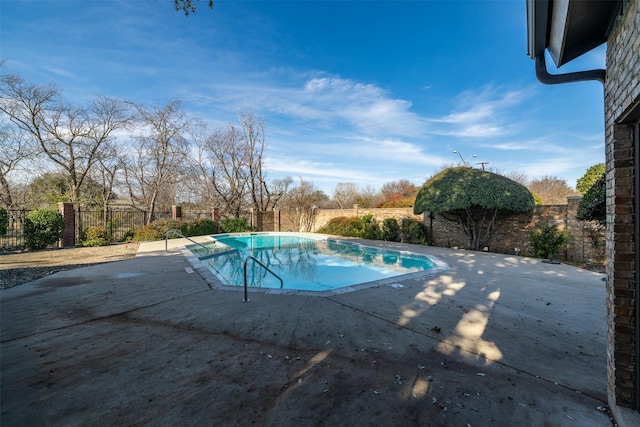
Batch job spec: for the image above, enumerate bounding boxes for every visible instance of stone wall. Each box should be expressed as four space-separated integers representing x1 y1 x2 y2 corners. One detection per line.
604 0 640 413
311 206 423 232
252 200 604 262
426 198 603 262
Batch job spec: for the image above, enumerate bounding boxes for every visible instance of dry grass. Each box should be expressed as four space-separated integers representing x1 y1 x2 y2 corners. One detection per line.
0 243 140 289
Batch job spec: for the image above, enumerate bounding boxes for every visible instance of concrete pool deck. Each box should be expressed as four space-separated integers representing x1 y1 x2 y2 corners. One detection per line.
1 237 612 426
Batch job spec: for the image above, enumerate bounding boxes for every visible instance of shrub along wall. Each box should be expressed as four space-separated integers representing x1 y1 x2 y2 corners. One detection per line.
251 197 604 262
426 197 603 261
251 207 423 233
314 207 423 230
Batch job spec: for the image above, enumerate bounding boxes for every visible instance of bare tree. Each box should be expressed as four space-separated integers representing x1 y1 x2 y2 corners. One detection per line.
194 111 282 217
502 170 529 186
0 73 130 206
355 184 378 208
0 122 38 209
238 111 282 212
332 182 359 209
269 176 293 210
93 140 124 225
281 177 327 231
527 176 579 205
124 101 193 224
194 123 249 218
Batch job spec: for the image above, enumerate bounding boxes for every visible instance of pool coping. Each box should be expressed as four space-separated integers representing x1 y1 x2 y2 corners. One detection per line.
181 232 451 297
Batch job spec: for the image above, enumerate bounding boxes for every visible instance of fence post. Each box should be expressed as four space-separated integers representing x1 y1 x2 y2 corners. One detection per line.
212 208 220 233
58 202 75 248
107 209 113 239
172 205 182 221
273 209 280 232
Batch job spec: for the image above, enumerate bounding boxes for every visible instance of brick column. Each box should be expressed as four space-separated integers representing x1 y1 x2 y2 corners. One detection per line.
566 196 583 262
172 205 182 220
606 124 636 407
57 202 75 248
273 209 281 232
603 0 640 416
211 208 220 233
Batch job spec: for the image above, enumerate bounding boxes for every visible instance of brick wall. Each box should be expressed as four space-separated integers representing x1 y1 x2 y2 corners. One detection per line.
427 199 603 261
604 0 640 412
566 197 606 263
254 201 604 262
428 205 559 254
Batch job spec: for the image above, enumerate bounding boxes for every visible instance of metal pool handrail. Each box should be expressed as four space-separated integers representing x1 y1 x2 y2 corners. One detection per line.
243 255 283 302
165 229 210 254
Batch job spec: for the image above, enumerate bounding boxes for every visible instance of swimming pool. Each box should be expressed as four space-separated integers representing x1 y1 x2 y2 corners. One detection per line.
186 233 448 294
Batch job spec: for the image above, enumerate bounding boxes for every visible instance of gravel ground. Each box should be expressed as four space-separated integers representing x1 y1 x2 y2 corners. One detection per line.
0 243 140 290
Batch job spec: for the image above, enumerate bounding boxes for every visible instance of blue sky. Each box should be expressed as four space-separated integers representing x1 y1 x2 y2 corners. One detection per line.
1 0 606 195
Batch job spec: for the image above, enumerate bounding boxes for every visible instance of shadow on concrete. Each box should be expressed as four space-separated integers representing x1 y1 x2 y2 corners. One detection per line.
0 238 611 426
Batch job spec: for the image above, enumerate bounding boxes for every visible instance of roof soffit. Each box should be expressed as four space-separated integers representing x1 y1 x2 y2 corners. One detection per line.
528 0 621 67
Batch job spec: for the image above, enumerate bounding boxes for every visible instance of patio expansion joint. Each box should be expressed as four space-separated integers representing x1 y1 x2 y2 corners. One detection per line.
0 287 212 344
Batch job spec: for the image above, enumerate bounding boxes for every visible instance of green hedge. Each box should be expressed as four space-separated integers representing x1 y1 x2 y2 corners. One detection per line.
529 223 569 260
24 208 65 250
80 226 111 247
181 218 218 236
317 214 381 240
400 217 429 245
317 214 428 245
125 218 220 242
219 217 251 233
382 218 400 242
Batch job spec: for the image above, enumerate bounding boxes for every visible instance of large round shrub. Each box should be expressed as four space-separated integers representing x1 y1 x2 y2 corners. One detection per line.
414 167 535 250
24 208 65 250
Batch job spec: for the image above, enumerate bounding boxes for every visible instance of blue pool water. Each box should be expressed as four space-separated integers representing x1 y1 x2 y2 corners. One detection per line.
187 233 438 292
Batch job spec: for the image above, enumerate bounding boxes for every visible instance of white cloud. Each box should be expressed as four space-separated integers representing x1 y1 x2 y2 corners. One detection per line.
189 73 428 140
518 157 584 181
41 65 76 79
300 77 424 136
339 136 448 167
264 155 378 184
430 86 528 138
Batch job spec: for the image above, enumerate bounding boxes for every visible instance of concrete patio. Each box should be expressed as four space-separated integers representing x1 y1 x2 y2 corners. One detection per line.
0 237 612 426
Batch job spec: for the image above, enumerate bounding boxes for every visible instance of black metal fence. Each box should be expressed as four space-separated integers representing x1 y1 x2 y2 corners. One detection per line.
1 210 30 251
1 209 174 251
76 209 145 243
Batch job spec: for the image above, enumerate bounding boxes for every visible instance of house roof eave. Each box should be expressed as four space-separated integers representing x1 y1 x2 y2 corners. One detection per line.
526 0 620 67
